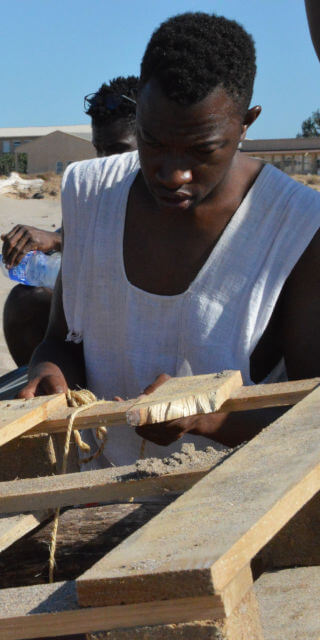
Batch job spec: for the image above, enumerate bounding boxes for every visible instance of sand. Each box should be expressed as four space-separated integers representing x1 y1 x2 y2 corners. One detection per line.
0 193 61 376
135 442 229 477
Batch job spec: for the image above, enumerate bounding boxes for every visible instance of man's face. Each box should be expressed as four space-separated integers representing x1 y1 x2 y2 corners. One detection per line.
136 80 248 212
92 119 137 157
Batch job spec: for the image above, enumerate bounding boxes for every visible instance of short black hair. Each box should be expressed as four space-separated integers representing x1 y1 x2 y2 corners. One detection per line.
85 76 138 130
139 12 256 115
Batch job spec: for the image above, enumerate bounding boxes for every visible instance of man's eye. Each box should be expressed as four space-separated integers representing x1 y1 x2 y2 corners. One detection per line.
145 138 161 148
194 146 217 154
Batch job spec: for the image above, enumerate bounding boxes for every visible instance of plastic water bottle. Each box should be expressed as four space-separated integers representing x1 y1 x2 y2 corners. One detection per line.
0 251 61 289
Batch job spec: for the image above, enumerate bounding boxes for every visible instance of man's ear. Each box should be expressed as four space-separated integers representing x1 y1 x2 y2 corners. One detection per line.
240 105 262 141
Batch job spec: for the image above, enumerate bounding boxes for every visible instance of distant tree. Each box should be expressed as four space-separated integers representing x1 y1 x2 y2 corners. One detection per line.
297 109 320 137
0 153 15 176
17 153 27 174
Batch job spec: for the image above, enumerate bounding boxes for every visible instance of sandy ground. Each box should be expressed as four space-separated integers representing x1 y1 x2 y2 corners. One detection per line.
0 194 61 376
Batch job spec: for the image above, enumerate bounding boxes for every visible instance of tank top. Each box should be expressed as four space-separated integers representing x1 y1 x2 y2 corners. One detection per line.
61 151 320 467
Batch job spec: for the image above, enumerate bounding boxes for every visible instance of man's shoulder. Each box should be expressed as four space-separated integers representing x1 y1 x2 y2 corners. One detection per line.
256 164 320 225
263 164 320 203
62 151 140 193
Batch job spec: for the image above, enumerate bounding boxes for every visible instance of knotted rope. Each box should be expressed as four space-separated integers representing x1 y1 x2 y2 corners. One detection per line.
48 389 146 583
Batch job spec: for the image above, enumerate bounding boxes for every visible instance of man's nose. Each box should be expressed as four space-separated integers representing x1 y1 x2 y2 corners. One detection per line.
155 163 192 189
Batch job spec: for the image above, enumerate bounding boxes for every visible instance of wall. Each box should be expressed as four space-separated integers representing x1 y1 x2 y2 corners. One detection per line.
18 131 95 174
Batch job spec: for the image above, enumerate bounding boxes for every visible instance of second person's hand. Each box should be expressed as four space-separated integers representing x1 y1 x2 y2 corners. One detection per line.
1 225 61 268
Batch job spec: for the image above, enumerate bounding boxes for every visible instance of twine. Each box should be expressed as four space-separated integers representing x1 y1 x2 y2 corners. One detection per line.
48 389 109 583
48 389 147 583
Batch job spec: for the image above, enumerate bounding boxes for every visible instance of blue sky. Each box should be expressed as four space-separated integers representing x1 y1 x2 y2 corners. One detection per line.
1 0 319 139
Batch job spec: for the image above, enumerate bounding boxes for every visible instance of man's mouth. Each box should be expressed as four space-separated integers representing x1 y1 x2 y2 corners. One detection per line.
155 191 194 208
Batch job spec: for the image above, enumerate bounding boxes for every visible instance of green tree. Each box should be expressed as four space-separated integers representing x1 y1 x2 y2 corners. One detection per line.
297 109 320 137
17 153 27 173
0 153 15 176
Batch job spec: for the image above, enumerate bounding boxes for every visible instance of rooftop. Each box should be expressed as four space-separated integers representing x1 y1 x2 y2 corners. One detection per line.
242 137 320 152
0 125 91 138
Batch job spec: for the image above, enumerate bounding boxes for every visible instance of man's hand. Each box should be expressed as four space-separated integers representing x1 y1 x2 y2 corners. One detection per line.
135 373 222 446
1 225 62 268
135 373 286 447
17 362 68 399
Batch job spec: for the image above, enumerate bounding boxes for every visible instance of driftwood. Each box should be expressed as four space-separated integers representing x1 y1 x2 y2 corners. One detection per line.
0 503 171 588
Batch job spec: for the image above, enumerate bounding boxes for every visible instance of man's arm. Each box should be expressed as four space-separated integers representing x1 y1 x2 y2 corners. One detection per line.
18 268 86 398
280 227 320 379
305 0 320 62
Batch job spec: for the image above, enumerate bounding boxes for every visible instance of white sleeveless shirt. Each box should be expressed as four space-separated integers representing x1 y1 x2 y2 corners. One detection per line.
62 152 320 467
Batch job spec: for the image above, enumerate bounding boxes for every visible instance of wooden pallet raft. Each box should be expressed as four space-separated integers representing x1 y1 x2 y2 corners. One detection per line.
0 371 319 639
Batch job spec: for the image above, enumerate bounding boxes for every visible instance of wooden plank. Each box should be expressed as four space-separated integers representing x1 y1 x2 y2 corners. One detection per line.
0 582 221 640
0 394 67 447
126 371 243 426
87 584 263 640
31 398 134 435
28 376 319 436
220 377 320 412
0 503 169 588
87 587 264 640
77 385 320 608
0 567 253 639
0 433 57 481
30 371 242 435
0 464 211 514
255 566 320 639
0 511 50 553
258 489 320 569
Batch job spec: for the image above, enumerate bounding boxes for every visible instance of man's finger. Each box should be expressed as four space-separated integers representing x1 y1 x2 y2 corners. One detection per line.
5 233 30 266
40 374 68 395
135 419 183 446
17 378 40 399
142 373 171 395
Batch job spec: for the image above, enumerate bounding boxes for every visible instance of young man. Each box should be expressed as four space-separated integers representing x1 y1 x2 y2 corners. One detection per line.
305 0 320 61
1 76 138 366
20 13 320 466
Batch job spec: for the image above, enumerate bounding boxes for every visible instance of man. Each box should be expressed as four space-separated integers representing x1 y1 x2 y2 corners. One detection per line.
20 13 320 466
85 76 138 157
305 0 320 61
1 76 138 366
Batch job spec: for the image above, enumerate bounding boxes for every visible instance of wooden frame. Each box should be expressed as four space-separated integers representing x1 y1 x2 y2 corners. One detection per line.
0 371 319 639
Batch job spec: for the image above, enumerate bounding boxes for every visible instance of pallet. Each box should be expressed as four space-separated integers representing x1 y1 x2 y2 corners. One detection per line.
0 371 319 639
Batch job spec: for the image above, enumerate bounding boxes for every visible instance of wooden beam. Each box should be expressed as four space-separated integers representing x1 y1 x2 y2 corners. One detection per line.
0 566 253 640
28 376 319 437
255 566 320 639
0 582 221 640
76 385 320 608
257 489 320 569
30 371 243 435
0 503 168 587
0 511 50 553
87 588 264 640
219 377 320 412
126 371 243 426
0 464 212 514
0 394 67 446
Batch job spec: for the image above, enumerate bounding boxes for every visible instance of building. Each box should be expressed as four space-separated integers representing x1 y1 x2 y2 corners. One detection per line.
18 130 95 174
0 124 91 154
0 125 94 174
241 137 320 175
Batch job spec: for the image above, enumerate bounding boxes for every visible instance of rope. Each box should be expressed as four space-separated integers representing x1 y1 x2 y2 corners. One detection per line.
48 389 147 582
48 389 109 583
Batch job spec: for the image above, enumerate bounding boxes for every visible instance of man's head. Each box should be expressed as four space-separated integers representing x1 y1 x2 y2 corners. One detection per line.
136 13 261 212
85 76 138 157
139 12 256 116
